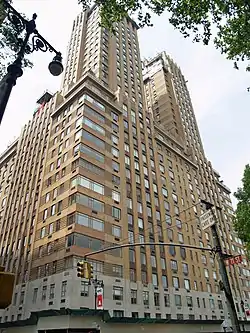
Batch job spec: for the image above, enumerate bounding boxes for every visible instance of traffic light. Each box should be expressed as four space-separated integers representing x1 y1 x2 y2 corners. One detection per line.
77 261 93 279
0 266 15 309
77 261 85 278
87 262 93 280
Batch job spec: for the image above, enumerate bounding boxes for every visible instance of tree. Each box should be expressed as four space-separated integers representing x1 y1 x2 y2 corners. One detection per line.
0 0 32 79
78 0 250 70
234 164 250 257
0 0 250 79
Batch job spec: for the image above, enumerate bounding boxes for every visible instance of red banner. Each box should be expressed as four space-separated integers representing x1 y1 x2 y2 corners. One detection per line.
225 255 242 266
96 286 103 310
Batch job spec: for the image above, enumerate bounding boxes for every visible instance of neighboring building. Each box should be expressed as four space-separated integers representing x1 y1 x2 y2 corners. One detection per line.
0 6 249 333
143 52 250 304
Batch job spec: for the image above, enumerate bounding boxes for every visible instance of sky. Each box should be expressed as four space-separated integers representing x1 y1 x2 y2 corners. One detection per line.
1 0 249 206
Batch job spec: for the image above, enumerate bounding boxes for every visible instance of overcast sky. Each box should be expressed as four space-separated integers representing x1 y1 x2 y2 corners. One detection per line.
1 0 249 205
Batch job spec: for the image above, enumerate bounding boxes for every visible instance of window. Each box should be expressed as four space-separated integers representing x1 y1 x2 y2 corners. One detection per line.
81 94 105 111
162 275 168 288
137 202 143 213
173 277 179 288
176 219 182 229
164 294 170 307
112 161 120 171
74 143 104 163
128 231 134 243
209 298 215 309
125 156 130 165
73 213 104 231
51 204 56 216
113 310 124 318
138 218 144 229
152 273 158 286
178 233 184 243
207 283 212 292
182 263 189 274
129 249 135 262
127 198 133 209
151 255 156 267
70 193 104 212
43 209 48 220
112 147 119 157
172 193 178 202
218 300 223 309
49 284 55 299
19 291 25 305
45 193 50 203
162 188 168 197
143 291 149 305
124 143 129 152
186 296 193 307
72 176 104 195
112 225 121 237
204 268 209 278
175 294 182 306
113 286 123 300
112 206 121 219
171 260 178 271
131 289 137 304
82 117 105 135
112 190 120 202
40 227 46 239
134 161 140 170
32 288 38 303
76 129 105 149
41 286 47 301
184 279 190 290
154 293 160 306
49 223 53 234
111 111 119 121
111 134 119 145
61 281 67 298
81 281 89 296
159 164 165 173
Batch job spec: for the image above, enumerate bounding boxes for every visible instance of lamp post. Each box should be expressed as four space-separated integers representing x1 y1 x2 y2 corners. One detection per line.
0 0 64 124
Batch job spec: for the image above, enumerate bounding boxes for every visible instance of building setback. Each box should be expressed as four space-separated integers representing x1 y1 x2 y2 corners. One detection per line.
0 5 249 333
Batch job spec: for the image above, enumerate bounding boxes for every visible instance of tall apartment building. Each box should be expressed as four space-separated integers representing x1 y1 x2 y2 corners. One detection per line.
0 5 249 333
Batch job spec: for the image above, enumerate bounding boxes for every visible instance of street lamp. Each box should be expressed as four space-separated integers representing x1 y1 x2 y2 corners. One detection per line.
0 0 64 124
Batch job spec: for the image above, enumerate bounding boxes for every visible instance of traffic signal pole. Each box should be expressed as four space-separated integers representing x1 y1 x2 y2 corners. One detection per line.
201 200 241 333
82 226 242 331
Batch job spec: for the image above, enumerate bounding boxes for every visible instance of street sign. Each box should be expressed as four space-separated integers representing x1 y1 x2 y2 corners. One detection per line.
200 208 216 230
96 286 104 310
225 255 243 267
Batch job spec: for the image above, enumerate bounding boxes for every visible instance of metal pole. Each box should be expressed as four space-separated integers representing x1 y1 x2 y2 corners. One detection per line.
94 278 97 311
0 12 35 123
241 300 246 331
210 211 241 333
0 60 23 124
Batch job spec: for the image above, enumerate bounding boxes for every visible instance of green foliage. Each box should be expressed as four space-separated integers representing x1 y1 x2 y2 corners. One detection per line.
0 0 32 80
0 0 249 78
79 0 250 70
234 164 250 257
